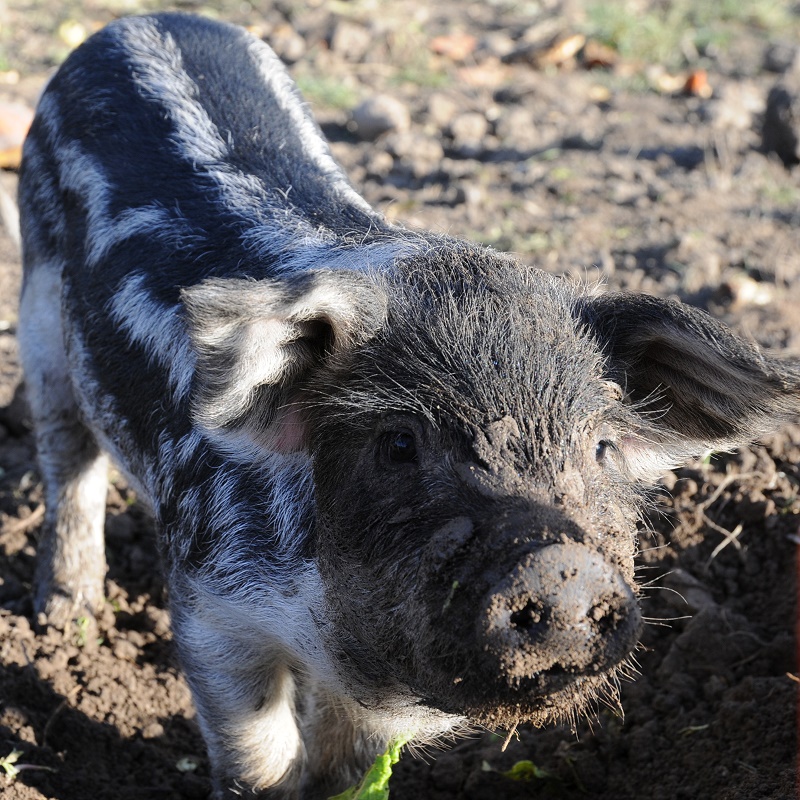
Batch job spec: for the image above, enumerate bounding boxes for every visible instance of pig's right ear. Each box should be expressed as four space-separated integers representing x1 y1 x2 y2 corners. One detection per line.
182 270 386 459
582 292 800 478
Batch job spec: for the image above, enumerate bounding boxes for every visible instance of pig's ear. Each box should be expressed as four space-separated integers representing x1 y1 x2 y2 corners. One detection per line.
582 293 800 475
182 270 386 458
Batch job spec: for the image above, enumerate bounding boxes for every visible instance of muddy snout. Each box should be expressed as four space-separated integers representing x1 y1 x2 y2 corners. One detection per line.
479 542 641 686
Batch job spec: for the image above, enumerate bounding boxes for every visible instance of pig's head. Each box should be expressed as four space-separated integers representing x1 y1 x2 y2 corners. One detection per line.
184 240 800 727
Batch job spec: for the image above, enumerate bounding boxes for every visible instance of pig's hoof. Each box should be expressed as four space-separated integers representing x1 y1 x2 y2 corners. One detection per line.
34 582 104 633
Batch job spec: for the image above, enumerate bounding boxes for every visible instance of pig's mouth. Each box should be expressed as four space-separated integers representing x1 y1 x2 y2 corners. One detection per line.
415 655 637 728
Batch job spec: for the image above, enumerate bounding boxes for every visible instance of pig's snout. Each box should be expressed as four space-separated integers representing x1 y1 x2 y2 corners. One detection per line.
480 542 641 686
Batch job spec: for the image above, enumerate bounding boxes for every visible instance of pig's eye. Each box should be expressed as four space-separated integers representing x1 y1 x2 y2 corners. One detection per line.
595 439 613 464
382 431 418 465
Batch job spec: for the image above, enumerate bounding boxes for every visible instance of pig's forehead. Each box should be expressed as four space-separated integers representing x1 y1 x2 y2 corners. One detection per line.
340 254 610 427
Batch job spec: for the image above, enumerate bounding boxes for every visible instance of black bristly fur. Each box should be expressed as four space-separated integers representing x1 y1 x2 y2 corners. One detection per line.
17 13 800 799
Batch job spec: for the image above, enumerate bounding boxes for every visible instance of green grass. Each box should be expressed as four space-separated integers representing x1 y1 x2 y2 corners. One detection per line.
294 73 361 111
583 0 799 70
760 182 800 208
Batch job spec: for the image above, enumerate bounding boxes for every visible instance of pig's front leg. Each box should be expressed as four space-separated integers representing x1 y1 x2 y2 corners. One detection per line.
300 690 389 800
170 599 306 798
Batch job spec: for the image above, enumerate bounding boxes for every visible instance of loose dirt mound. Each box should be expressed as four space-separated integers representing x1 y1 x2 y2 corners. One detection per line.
0 2 797 798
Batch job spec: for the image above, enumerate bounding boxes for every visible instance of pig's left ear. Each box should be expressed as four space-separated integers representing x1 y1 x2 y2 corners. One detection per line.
182 270 386 458
581 292 800 471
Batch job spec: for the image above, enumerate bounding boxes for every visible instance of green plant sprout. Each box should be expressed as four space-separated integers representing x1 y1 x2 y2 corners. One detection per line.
502 759 551 781
0 748 56 780
0 749 21 779
329 736 409 800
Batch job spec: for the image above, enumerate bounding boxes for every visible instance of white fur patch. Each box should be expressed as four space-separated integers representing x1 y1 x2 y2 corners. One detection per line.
118 17 325 261
117 17 228 164
176 598 305 790
35 93 202 268
244 35 374 217
232 665 303 789
18 261 70 422
109 272 195 398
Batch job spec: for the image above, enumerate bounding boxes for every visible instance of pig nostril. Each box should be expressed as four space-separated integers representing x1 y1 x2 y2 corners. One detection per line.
509 599 547 632
590 598 624 636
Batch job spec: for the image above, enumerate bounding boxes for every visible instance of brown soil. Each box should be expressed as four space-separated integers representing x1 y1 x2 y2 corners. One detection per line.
0 2 798 799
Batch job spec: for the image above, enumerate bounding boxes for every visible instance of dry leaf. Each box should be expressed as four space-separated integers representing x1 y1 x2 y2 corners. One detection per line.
582 39 617 70
430 32 477 62
649 65 686 94
534 33 585 68
588 84 612 103
457 58 509 88
684 69 712 98
0 101 33 169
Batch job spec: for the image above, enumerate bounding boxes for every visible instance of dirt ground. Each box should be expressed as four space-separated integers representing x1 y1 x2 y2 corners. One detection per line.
0 1 799 798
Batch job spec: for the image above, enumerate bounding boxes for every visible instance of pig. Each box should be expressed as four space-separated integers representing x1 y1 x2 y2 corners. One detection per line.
16 12 800 799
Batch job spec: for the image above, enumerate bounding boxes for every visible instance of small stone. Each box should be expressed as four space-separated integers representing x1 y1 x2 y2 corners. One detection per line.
364 150 393 178
448 111 488 155
351 94 410 141
661 568 716 614
494 106 540 151
426 92 460 130
329 19 371 62
476 31 515 60
719 273 773 309
268 24 305 64
707 81 765 131
385 132 444 179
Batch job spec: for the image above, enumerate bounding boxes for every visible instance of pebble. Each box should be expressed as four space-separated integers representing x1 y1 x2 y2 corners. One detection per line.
426 91 460 130
661 568 716 614
476 31 515 60
386 132 444 179
351 94 410 141
706 81 765 130
494 106 540 151
448 111 488 156
267 24 305 64
363 150 393 178
329 19 372 62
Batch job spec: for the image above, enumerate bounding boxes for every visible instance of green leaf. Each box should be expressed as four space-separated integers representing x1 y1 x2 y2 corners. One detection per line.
0 749 21 779
328 737 408 800
501 760 550 782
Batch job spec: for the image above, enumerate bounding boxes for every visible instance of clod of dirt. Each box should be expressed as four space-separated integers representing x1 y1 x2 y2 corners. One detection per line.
763 69 800 166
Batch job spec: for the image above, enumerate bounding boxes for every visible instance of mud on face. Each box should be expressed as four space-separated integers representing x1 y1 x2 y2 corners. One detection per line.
306 252 645 724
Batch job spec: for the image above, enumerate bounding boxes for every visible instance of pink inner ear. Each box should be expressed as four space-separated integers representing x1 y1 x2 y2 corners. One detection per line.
269 405 309 453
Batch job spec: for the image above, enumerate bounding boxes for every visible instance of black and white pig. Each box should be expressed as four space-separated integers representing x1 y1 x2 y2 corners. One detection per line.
17 12 800 799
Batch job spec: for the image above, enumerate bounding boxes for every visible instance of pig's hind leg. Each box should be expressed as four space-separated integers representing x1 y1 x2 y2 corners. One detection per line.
18 262 109 629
